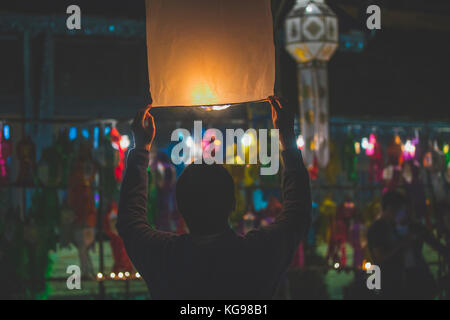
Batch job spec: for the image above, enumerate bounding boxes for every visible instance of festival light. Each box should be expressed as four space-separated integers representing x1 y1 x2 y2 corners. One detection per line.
444 144 450 166
111 134 131 151
119 135 130 150
82 128 90 139
297 135 305 150
110 272 116 279
284 0 339 168
363 134 376 156
125 271 130 278
93 126 100 149
3 124 10 140
285 0 339 63
201 105 232 111
402 139 416 160
423 152 433 168
118 272 124 279
354 141 361 155
334 262 340 269
241 133 253 147
186 136 194 148
135 272 141 278
361 137 370 150
104 126 111 136
97 273 103 279
68 127 77 141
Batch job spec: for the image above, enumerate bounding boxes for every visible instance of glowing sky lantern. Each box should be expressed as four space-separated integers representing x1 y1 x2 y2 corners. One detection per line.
146 0 275 107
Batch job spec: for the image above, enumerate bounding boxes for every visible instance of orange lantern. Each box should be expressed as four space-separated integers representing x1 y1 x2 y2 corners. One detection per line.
146 0 275 107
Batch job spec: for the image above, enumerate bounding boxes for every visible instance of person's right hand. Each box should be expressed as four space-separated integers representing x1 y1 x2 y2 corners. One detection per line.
131 105 155 152
268 96 296 150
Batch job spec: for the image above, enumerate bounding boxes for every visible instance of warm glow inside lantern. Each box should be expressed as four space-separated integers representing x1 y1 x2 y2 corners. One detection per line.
146 0 275 107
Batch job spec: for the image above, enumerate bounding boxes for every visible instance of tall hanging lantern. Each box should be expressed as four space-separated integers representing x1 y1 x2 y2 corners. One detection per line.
285 0 338 168
146 0 275 108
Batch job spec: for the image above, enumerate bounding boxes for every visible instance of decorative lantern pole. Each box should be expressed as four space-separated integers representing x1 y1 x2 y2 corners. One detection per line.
285 0 338 168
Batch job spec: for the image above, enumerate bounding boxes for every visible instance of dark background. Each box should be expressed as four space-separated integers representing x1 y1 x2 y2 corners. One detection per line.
1 0 449 120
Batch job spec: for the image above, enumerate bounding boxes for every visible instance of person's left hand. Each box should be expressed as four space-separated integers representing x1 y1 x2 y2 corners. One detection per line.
131 105 155 152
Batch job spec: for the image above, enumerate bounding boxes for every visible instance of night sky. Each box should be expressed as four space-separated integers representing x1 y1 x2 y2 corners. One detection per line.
1 0 449 120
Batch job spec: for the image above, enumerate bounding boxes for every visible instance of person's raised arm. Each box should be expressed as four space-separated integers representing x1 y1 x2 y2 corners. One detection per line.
269 96 312 241
245 97 312 264
116 106 177 271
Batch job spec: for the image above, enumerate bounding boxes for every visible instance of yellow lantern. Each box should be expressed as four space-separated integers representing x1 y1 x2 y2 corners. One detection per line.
146 0 275 107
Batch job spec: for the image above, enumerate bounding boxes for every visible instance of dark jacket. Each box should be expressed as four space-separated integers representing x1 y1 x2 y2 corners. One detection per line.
117 148 311 299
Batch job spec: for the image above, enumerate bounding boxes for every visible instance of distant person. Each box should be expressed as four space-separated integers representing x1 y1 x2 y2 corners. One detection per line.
368 191 449 299
117 97 312 299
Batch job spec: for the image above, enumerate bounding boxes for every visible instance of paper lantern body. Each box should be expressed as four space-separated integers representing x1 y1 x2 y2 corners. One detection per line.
146 0 275 107
285 0 338 63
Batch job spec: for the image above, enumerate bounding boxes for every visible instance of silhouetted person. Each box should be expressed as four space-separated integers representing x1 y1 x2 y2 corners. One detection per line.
368 190 449 299
117 97 312 299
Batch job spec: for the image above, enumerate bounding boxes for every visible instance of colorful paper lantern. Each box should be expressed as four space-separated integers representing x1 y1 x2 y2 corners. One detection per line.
146 0 275 107
285 0 339 63
284 0 338 168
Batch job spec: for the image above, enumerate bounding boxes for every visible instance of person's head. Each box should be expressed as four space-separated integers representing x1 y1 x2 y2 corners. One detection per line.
381 190 407 223
176 163 235 235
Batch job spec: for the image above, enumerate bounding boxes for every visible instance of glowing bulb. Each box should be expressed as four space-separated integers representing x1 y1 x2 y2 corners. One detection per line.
404 140 415 152
3 124 10 140
69 127 77 141
125 271 130 277
365 262 372 270
334 262 340 269
403 140 416 159
135 272 141 278
363 134 376 156
297 135 305 149
110 272 116 279
354 142 361 155
120 135 130 150
241 133 253 147
186 136 194 148
82 128 90 139
361 137 369 150
97 273 103 279
202 105 232 111
118 272 124 279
